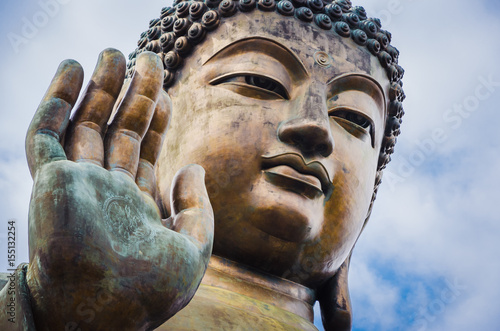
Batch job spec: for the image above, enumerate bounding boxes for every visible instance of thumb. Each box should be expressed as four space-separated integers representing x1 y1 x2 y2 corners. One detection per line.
170 164 214 256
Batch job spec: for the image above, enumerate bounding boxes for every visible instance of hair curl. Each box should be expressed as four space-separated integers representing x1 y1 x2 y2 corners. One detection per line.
127 0 406 223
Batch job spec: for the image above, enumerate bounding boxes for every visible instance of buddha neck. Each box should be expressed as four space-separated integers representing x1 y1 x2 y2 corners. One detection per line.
202 255 317 323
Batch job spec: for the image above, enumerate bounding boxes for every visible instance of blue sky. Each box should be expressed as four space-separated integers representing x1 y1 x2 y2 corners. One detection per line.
1 0 499 330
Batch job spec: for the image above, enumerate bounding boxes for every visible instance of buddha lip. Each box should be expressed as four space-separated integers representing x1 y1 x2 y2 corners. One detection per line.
261 153 333 199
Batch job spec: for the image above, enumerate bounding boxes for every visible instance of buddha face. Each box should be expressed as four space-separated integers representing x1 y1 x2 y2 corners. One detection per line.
156 10 389 286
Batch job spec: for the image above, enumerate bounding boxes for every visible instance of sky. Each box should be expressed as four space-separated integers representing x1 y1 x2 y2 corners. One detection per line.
0 0 499 330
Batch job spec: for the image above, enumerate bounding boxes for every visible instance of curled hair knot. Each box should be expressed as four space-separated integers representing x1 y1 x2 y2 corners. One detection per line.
334 21 350 37
190 1 208 20
277 0 295 16
173 18 192 36
343 12 359 28
352 6 367 20
137 37 148 49
149 18 161 28
296 7 314 22
360 20 377 38
164 50 182 69
388 101 403 117
378 51 392 68
334 0 351 12
367 38 381 55
325 4 342 20
174 36 192 55
376 32 389 50
258 0 277 11
162 16 177 32
146 40 161 53
176 1 191 18
239 0 257 12
219 0 237 16
351 29 367 45
314 13 332 29
386 45 400 63
201 10 221 30
147 26 161 40
160 32 176 52
187 22 207 44
164 70 175 88
307 0 324 12
161 7 176 19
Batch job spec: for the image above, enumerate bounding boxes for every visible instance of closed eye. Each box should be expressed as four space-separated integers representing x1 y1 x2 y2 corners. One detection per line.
210 74 289 100
329 108 374 145
330 109 371 129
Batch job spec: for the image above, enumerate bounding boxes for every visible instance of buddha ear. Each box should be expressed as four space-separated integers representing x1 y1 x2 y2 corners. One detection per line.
317 254 352 331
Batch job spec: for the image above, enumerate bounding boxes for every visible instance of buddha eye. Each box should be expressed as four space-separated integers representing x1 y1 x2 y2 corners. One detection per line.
330 109 372 130
244 75 288 99
329 108 374 145
211 74 289 100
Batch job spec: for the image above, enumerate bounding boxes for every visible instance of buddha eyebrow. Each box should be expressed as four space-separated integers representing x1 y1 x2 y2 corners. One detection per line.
327 73 386 111
203 37 308 79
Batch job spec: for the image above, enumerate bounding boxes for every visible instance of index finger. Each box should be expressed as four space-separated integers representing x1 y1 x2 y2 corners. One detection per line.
26 60 84 177
65 49 126 165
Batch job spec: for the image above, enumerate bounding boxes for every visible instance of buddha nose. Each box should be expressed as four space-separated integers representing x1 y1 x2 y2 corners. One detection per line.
278 94 334 157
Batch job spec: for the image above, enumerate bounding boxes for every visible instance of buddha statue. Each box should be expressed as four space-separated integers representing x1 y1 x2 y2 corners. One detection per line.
0 0 405 330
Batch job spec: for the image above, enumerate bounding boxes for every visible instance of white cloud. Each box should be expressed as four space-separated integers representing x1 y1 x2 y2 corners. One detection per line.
350 260 400 329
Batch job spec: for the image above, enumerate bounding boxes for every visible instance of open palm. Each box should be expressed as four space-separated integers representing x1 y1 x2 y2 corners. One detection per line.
25 49 214 330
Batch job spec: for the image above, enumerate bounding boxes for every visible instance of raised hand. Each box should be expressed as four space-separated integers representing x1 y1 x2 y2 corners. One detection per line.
25 49 214 330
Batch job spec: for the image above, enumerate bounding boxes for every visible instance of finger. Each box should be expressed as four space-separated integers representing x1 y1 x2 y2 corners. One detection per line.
109 78 131 124
136 91 172 196
104 52 164 178
170 165 214 255
65 48 126 166
26 60 84 177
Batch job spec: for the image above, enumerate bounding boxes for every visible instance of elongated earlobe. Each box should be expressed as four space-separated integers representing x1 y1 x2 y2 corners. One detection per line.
317 254 352 331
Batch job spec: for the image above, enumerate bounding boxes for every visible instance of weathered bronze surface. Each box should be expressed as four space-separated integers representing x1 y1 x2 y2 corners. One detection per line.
0 0 405 330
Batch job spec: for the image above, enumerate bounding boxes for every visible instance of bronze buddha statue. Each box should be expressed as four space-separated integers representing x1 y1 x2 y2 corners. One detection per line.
0 0 405 330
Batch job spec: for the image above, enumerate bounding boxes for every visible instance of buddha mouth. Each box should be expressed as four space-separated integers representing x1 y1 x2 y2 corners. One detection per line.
261 153 333 200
